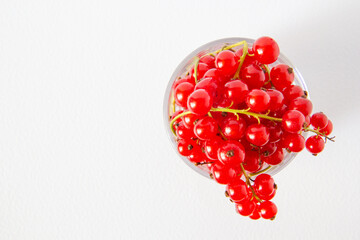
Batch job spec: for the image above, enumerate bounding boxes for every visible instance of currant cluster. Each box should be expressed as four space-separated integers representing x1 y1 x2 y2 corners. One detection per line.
169 36 334 220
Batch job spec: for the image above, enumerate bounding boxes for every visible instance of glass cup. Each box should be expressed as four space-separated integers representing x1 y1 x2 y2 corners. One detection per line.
163 37 309 179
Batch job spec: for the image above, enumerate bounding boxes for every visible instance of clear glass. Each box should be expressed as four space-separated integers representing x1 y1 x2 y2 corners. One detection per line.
163 37 309 179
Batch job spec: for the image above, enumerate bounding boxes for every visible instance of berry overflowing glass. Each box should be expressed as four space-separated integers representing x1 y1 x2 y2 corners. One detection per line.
163 37 334 220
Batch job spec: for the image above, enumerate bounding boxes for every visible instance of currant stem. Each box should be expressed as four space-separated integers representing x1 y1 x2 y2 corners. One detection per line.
210 108 282 122
303 127 335 142
233 41 248 79
240 163 262 203
249 165 272 177
169 111 192 135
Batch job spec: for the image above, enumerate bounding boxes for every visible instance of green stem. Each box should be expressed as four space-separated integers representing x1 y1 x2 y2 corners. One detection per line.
169 111 192 135
233 41 248 79
210 108 282 122
249 165 272 177
240 163 262 203
303 127 335 142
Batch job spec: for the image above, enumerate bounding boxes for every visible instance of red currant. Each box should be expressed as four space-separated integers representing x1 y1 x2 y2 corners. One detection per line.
177 138 197 156
187 89 213 115
246 124 270 146
221 116 247 140
310 112 328 129
182 113 204 129
204 137 223 160
320 120 333 136
194 116 218 140
246 89 270 112
199 55 215 68
215 50 239 76
282 85 306 104
288 97 313 116
174 82 194 108
253 36 280 64
210 163 241 185
243 150 262 173
226 180 249 202
203 68 227 84
189 62 210 81
240 64 266 89
270 64 294 90
305 135 325 154
224 80 249 105
176 123 196 139
217 140 245 165
195 77 219 100
235 200 256 216
281 133 305 152
254 174 275 197
267 89 285 112
262 148 284 165
259 201 277 219
282 110 305 133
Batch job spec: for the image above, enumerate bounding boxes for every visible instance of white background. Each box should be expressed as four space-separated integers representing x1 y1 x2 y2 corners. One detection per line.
0 0 359 239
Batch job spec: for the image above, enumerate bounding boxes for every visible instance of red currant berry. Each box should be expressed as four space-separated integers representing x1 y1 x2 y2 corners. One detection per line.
282 110 305 133
215 50 239 76
210 163 241 185
226 179 249 202
249 205 261 220
260 142 277 157
270 64 294 90
170 110 184 129
172 76 192 90
267 89 284 112
199 55 215 68
266 123 283 143
176 123 196 139
204 137 223 160
187 89 213 115
235 47 257 67
182 113 204 129
203 68 227 84
288 97 313 116
253 36 280 64
243 150 262 173
189 62 210 81
246 124 270 146
187 146 205 163
195 77 219 100
254 174 275 197
221 116 247 140
262 148 284 165
194 116 218 140
256 188 276 201
224 80 249 105
259 201 277 219
281 133 305 152
218 140 245 165
246 89 270 112
320 120 333 136
282 85 306 104
177 139 197 156
310 112 328 129
305 115 311 127
305 135 325 154
240 64 266 89
235 200 256 216
174 82 194 108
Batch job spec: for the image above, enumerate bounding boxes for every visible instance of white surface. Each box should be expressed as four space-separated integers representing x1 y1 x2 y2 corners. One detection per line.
0 0 359 239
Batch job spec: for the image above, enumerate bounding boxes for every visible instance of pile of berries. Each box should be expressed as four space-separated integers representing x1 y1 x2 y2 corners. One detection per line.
168 36 334 220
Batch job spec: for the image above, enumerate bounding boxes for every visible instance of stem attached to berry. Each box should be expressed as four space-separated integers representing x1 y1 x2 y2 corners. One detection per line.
170 111 192 135
233 41 248 79
303 127 335 142
249 165 272 177
210 107 283 123
240 163 262 203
